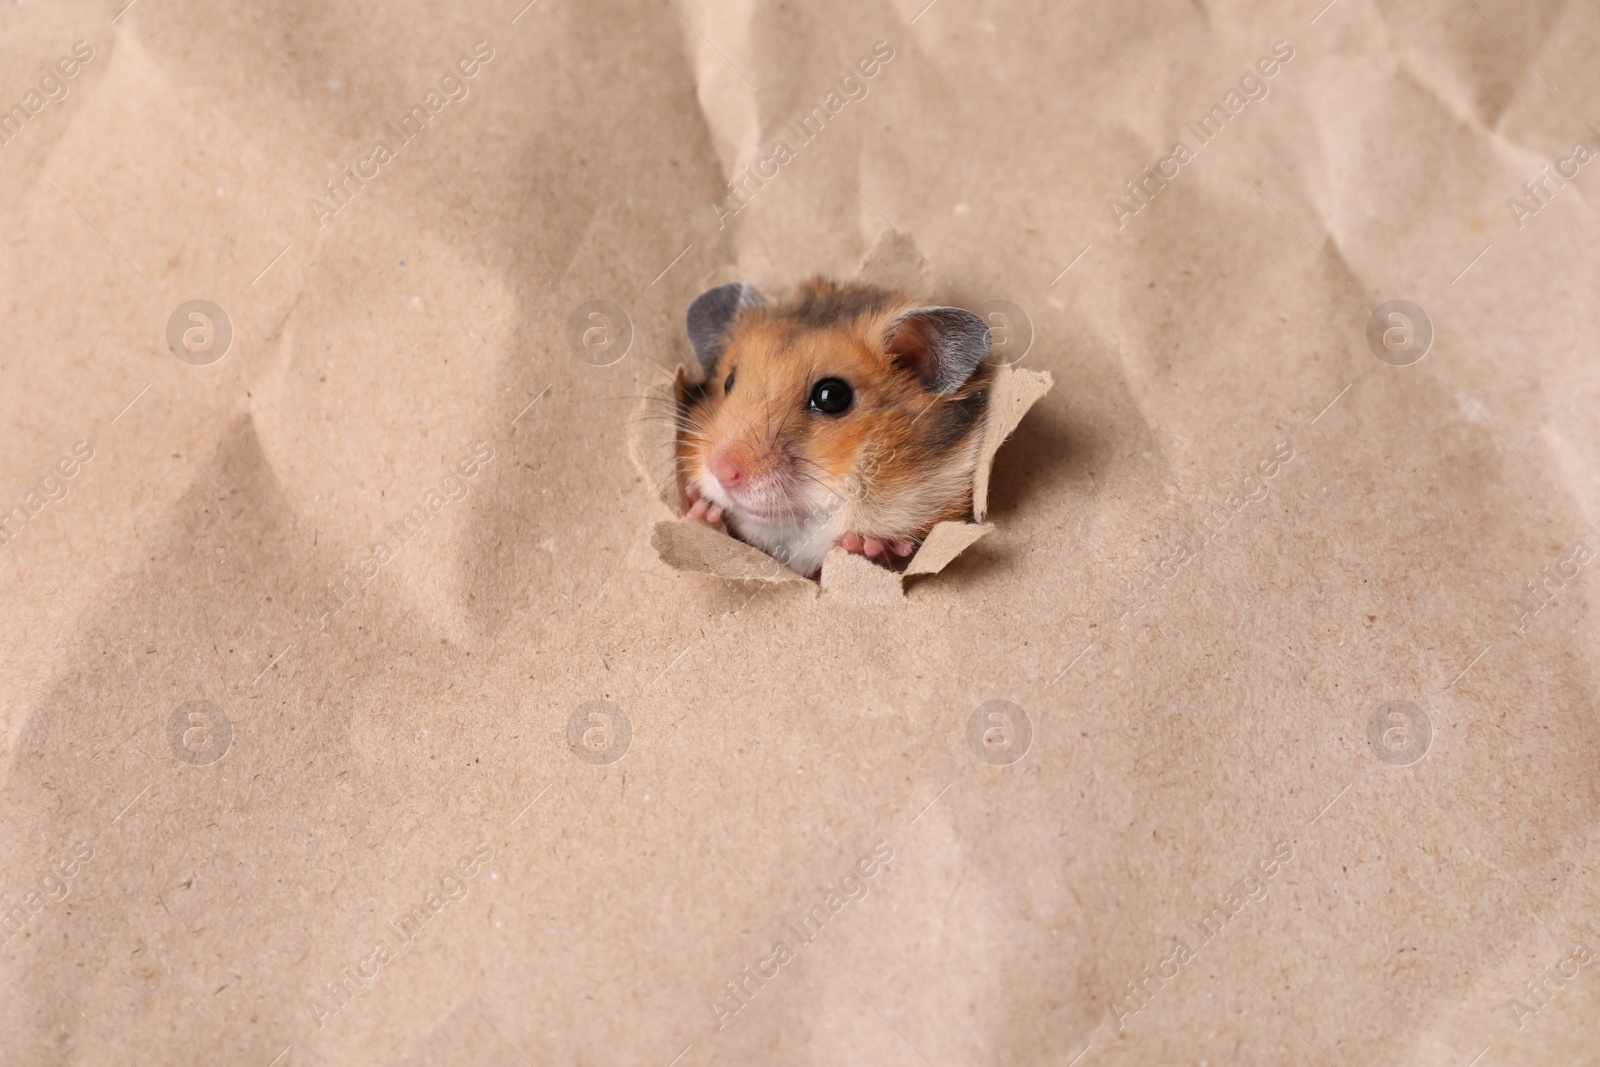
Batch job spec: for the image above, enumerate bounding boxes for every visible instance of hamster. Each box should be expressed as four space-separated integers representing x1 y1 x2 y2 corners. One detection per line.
676 278 993 578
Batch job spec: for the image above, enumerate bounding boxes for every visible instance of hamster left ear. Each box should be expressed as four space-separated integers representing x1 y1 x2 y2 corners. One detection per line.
686 283 762 377
885 307 992 393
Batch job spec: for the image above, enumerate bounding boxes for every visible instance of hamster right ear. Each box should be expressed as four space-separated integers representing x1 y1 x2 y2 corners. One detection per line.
686 283 761 376
885 306 992 394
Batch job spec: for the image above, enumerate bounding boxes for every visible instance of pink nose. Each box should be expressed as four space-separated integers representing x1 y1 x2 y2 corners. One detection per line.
709 448 746 488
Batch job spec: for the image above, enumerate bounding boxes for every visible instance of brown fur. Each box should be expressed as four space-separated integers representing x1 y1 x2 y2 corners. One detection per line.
678 278 990 566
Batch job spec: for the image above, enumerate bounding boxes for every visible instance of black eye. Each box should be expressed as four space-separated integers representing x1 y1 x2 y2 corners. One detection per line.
808 377 853 415
723 368 736 394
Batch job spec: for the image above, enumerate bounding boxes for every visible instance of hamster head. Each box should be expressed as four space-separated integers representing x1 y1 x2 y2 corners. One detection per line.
678 278 993 576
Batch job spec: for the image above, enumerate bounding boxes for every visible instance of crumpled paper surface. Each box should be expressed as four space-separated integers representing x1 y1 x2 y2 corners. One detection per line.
3 1 1599 1065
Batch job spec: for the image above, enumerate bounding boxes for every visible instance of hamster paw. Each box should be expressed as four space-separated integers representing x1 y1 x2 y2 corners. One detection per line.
683 482 724 526
836 532 916 565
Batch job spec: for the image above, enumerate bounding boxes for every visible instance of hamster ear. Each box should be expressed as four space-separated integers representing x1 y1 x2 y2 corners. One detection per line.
885 307 992 393
686 283 762 376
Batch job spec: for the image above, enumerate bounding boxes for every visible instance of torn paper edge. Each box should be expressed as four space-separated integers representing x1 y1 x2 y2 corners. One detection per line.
626 230 1052 596
629 363 1050 593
